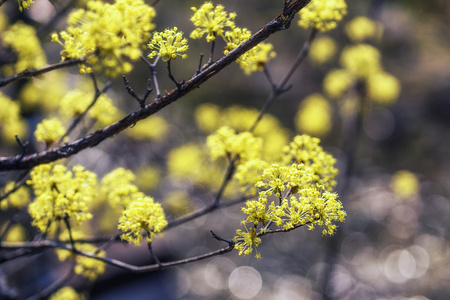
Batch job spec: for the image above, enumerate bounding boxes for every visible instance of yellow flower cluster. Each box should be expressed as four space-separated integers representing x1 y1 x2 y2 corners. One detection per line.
366 71 401 105
19 71 68 113
34 118 66 146
148 27 189 62
118 196 167 246
345 16 382 43
18 0 34 12
323 68 355 99
282 135 338 190
190 2 236 42
3 224 28 242
49 286 84 300
1 21 46 76
1 182 30 210
52 0 156 76
238 43 277 75
232 135 344 257
295 93 333 137
320 16 401 106
27 164 97 233
56 231 106 280
390 170 420 199
207 126 262 162
127 115 169 141
0 92 27 144
195 104 290 159
100 167 143 209
59 89 121 127
309 36 337 65
190 2 276 75
340 44 381 79
298 0 347 32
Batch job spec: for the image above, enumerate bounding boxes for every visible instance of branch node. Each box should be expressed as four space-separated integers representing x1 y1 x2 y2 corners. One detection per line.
210 230 235 247
15 135 29 160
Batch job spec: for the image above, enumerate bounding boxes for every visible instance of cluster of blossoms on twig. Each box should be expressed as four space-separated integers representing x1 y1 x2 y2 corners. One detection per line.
229 134 345 258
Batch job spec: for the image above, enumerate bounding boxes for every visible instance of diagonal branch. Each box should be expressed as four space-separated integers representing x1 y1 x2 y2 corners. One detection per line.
0 0 311 171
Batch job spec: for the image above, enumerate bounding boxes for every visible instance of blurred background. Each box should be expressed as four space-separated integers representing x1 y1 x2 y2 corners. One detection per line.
1 0 450 299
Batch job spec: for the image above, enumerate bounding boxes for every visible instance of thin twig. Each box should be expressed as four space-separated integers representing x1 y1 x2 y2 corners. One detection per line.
249 27 317 133
0 58 86 88
0 240 234 273
141 55 161 98
57 76 112 145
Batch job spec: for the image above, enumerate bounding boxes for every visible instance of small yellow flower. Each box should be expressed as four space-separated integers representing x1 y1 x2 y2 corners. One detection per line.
390 170 419 199
148 27 188 62
323 69 355 99
340 44 381 78
190 2 236 42
49 286 83 300
118 196 167 246
237 43 276 75
1 182 30 210
345 16 382 42
366 71 401 105
206 126 262 163
1 22 46 76
127 115 169 141
34 118 66 145
298 0 347 32
309 36 337 65
295 93 332 137
18 0 34 12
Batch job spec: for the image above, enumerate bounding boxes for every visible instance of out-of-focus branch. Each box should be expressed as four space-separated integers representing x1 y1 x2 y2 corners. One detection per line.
0 237 235 273
0 58 86 88
0 0 312 171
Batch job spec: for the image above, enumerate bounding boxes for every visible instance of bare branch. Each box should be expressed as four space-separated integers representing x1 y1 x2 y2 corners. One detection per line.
0 0 312 171
0 58 86 88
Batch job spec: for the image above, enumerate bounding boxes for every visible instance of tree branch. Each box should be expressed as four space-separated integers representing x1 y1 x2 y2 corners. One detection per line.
0 0 311 171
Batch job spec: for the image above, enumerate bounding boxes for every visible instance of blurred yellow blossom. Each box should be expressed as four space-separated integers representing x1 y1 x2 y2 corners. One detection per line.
323 68 355 99
390 170 420 199
135 166 161 193
0 92 27 144
207 126 262 163
345 16 382 42
100 167 142 209
366 71 401 105
340 44 381 78
295 93 332 137
163 190 193 216
49 286 84 300
59 89 121 127
3 224 28 242
127 115 169 141
56 230 106 281
1 22 46 75
1 182 30 210
309 36 337 65
20 71 68 113
195 103 222 133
